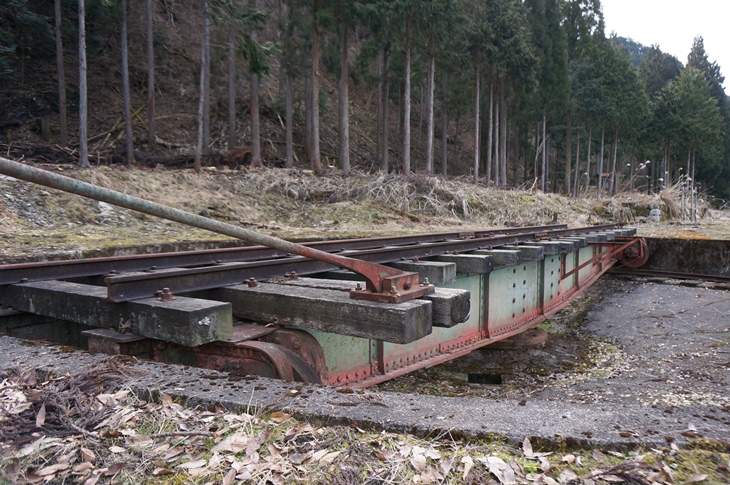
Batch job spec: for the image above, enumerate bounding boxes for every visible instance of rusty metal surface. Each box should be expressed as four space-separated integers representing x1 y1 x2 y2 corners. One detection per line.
615 237 649 268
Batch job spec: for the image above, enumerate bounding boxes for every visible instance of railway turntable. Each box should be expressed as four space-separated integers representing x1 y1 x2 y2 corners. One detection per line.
0 157 649 387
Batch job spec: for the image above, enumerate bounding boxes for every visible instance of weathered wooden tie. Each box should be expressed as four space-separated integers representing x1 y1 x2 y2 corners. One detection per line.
1 280 232 346
279 277 470 328
435 254 494 275
209 282 432 344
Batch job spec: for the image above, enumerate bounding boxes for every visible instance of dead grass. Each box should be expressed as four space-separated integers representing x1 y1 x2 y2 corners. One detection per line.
2 164 730 262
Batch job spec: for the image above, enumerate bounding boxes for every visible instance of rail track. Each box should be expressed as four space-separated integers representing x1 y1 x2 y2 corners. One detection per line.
610 267 730 284
0 157 650 387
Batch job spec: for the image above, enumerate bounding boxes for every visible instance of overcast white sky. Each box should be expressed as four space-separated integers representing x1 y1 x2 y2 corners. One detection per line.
601 0 728 89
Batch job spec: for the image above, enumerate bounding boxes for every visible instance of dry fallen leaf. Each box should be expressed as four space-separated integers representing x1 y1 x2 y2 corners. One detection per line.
685 473 708 483
35 403 46 428
410 453 427 473
440 456 454 477
96 394 117 407
310 449 330 463
80 447 95 463
289 452 311 465
222 468 237 485
461 455 474 481
320 450 342 464
36 463 70 477
79 473 101 485
269 412 291 424
561 454 576 464
558 468 578 483
108 446 126 454
523 437 533 457
591 449 607 462
212 431 248 454
102 463 126 476
72 462 94 474
178 459 207 469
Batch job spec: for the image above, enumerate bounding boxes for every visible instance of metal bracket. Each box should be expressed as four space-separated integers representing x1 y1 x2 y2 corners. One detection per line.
350 272 435 303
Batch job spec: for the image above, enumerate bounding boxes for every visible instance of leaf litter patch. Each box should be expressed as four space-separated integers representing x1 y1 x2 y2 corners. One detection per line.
1 353 728 483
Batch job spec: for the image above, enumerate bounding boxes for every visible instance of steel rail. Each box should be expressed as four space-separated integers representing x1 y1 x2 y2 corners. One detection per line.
0 157 435 301
0 223 589 285
609 267 730 283
104 225 619 302
0 224 617 287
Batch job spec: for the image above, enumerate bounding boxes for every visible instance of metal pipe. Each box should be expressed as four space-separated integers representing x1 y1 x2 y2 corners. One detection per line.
0 157 423 298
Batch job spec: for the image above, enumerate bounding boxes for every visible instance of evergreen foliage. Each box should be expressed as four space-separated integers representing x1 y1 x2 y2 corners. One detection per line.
4 0 730 199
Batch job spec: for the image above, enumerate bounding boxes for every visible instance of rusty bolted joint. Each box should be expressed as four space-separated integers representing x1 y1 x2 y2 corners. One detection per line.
155 287 176 301
246 277 259 288
285 271 298 280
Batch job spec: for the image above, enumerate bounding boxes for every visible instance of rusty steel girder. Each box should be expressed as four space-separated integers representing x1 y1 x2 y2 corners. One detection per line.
152 329 327 384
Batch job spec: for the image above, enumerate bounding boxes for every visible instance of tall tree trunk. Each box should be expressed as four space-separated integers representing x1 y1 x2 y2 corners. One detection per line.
472 52 480 184
402 19 411 175
121 0 134 164
541 108 547 191
533 120 539 183
492 75 494 187
77 0 89 168
146 0 155 149
597 124 605 195
418 83 423 146
202 6 210 156
194 1 209 172
304 61 312 162
441 73 448 177
338 21 350 173
690 148 697 222
629 155 636 192
310 2 321 173
662 143 672 188
585 120 592 194
485 68 493 185
285 75 293 168
376 50 382 164
382 45 390 173
513 123 519 184
227 28 236 150
54 0 67 147
572 129 580 197
425 47 435 174
609 124 619 195
565 113 572 194
500 77 507 188
250 77 262 166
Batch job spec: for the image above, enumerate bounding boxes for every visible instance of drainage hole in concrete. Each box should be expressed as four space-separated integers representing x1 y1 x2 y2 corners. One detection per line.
467 373 503 385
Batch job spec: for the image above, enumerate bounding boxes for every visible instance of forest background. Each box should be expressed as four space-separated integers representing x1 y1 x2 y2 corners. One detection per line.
1 0 728 204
